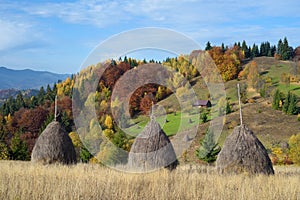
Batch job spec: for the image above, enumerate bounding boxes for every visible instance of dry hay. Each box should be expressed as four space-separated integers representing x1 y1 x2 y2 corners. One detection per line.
216 124 274 175
128 117 178 172
31 121 77 165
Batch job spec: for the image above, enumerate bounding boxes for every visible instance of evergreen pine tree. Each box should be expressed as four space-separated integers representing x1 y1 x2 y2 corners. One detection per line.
200 110 208 123
205 41 212 51
260 42 266 56
282 37 291 60
80 146 93 163
16 92 25 109
277 39 283 56
272 89 281 110
242 40 250 58
196 129 221 163
10 133 29 160
221 43 226 53
45 84 54 101
271 45 277 57
251 44 260 58
287 93 298 115
37 86 45 105
283 92 291 113
226 101 232 114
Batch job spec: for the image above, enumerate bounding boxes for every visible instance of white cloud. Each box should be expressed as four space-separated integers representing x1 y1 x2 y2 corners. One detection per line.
3 0 299 31
20 0 128 27
0 19 32 51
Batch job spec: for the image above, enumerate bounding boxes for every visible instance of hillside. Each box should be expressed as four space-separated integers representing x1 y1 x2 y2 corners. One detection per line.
0 66 70 90
1 54 299 166
155 57 300 163
184 99 299 163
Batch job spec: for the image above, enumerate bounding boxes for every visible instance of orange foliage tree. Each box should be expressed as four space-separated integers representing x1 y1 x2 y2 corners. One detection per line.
209 46 244 81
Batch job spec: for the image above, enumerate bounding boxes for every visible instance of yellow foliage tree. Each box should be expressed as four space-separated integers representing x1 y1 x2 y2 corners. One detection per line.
103 129 114 140
69 132 82 148
5 114 12 124
104 115 113 129
0 142 9 160
271 147 285 165
288 133 300 164
247 61 259 89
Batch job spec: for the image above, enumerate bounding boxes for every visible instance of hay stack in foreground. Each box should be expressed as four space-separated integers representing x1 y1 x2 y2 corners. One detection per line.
128 117 178 172
216 125 274 175
31 121 77 165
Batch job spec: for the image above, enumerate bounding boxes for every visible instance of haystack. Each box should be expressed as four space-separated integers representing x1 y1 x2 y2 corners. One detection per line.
31 121 77 165
216 84 274 175
128 117 178 171
216 125 274 175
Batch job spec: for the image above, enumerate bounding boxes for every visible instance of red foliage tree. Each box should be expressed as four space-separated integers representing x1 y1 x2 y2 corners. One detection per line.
13 107 48 134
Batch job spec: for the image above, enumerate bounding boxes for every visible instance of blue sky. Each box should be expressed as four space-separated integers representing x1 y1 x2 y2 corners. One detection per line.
0 0 300 74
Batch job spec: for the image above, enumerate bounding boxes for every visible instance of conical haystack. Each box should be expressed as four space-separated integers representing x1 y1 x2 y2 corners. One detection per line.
128 117 178 171
31 121 77 165
216 125 274 175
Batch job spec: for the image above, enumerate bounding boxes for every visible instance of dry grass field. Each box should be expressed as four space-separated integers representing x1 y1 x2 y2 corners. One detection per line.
0 160 299 200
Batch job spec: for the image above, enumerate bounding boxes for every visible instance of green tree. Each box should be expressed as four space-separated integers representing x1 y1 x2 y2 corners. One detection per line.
10 133 29 160
283 92 291 113
205 41 212 51
287 93 298 115
277 37 293 60
270 45 277 57
37 86 45 105
272 89 281 110
226 101 232 114
281 92 298 115
221 43 226 52
80 146 93 163
29 96 38 108
242 40 251 58
277 39 283 57
16 92 25 109
282 37 293 60
251 44 259 58
196 129 221 163
45 84 54 101
200 110 208 123
61 111 72 132
52 83 58 96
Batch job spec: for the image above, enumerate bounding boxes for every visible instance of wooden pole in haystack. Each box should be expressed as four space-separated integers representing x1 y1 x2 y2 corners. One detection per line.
237 83 243 125
54 95 58 122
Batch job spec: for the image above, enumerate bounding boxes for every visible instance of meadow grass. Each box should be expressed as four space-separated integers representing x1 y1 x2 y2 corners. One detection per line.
125 111 202 137
0 160 299 200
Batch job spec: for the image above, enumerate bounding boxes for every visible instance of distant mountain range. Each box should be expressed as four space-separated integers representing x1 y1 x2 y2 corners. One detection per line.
0 66 70 90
